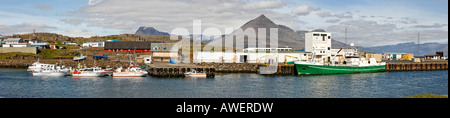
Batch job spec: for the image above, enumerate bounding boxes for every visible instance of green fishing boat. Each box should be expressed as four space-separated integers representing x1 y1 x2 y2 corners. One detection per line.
294 62 386 75
295 44 386 75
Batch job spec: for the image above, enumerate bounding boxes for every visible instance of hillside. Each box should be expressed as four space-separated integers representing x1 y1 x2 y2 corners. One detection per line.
361 42 448 56
5 33 179 44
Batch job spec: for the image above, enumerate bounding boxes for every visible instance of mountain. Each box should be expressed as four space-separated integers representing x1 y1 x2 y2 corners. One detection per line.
208 14 349 50
0 34 4 38
361 42 448 56
135 26 170 36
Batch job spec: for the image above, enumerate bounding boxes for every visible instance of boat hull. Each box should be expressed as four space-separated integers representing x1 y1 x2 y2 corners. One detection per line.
32 72 67 77
184 74 207 77
72 72 107 77
113 72 148 77
295 64 386 75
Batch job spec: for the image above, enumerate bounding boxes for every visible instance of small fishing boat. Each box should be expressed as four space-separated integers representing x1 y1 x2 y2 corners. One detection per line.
32 65 67 77
73 54 87 61
72 67 107 77
113 66 148 77
27 59 55 72
184 70 207 77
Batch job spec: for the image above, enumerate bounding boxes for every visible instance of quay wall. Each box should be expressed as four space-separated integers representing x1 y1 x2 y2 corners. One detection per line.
0 47 38 54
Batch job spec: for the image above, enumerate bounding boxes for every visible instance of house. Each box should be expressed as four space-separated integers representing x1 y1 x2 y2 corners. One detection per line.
50 45 59 49
243 47 293 52
382 52 405 60
2 38 30 47
82 42 104 47
424 52 444 60
30 43 49 49
5 38 24 44
151 42 176 52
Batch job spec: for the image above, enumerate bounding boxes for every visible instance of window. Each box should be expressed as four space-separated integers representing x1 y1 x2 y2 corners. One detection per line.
328 47 330 50
321 34 327 36
328 36 331 39
313 34 319 36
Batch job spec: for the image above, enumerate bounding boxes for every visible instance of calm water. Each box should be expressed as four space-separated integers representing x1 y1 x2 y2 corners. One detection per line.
0 68 447 98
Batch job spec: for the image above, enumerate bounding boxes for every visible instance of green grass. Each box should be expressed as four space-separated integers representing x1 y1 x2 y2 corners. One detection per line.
0 52 38 59
37 49 80 59
400 94 448 98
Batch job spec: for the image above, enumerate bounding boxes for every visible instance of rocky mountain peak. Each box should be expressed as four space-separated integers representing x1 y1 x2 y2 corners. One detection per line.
135 26 169 36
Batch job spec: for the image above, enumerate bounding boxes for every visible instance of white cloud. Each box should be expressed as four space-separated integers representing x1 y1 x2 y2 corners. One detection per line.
243 0 286 10
291 5 321 16
33 3 53 11
317 11 353 18
325 20 448 47
0 22 57 35
88 0 104 5
69 0 300 34
54 29 98 38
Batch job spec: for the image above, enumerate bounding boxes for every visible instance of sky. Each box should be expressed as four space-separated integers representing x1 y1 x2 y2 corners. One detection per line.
0 0 448 47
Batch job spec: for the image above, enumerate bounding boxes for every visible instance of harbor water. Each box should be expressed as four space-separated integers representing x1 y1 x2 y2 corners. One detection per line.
0 68 447 98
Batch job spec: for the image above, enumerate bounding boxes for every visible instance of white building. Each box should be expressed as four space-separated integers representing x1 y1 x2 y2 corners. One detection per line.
305 32 332 63
2 38 30 47
194 51 307 64
82 42 104 47
5 38 24 44
243 47 293 52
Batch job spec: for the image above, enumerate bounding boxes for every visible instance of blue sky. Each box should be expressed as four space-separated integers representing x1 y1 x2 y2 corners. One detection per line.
0 0 447 47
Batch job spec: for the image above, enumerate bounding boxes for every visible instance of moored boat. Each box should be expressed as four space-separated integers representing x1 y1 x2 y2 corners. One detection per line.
295 43 386 75
184 70 207 77
73 54 87 61
113 66 148 77
32 66 67 77
72 67 107 77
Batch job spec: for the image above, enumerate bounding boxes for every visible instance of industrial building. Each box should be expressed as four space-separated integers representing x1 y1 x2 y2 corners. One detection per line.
194 48 307 64
82 42 105 47
304 31 332 63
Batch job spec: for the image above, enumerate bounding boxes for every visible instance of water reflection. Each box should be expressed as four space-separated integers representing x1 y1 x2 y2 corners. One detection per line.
0 68 447 98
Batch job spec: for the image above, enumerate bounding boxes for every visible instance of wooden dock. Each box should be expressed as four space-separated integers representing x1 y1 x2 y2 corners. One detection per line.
147 67 215 77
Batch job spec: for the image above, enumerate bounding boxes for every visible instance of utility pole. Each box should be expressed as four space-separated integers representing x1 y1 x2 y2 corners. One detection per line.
345 28 348 48
417 32 420 56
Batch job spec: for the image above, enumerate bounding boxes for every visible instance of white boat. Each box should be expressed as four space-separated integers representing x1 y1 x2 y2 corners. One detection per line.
184 70 207 77
72 67 107 77
27 59 56 72
32 67 67 77
73 54 87 61
113 66 148 77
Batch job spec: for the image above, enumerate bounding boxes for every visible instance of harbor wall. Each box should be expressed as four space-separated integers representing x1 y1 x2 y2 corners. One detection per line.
0 47 38 54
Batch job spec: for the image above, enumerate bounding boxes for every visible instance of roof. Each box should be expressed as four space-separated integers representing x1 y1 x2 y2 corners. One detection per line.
85 42 102 43
106 40 121 42
30 43 49 45
104 41 152 50
5 38 22 42
383 52 406 54
424 54 440 56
